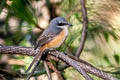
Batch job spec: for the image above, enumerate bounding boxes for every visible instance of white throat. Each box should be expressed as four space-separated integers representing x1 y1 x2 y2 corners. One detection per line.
63 27 68 36
57 25 69 36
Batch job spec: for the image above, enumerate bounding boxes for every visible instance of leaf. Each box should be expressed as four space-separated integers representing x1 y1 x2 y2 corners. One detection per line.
104 55 110 64
103 32 109 42
12 65 23 71
10 0 37 25
114 54 119 64
0 0 6 13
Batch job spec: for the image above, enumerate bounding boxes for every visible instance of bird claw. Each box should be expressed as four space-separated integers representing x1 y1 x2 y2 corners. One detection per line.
45 48 56 53
48 48 56 51
45 48 59 58
55 51 60 58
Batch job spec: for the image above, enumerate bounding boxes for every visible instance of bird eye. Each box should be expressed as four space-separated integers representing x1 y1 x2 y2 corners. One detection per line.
58 22 67 26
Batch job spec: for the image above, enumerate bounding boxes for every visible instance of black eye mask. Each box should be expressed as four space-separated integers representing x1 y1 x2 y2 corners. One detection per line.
58 22 68 26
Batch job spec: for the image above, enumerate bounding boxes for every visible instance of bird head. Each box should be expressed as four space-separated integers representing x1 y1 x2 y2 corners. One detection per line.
49 17 72 29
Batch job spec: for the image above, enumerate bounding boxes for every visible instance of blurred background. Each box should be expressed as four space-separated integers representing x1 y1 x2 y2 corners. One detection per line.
0 0 120 80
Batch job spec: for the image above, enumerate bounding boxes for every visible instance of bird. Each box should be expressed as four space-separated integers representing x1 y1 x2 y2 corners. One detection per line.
26 17 72 80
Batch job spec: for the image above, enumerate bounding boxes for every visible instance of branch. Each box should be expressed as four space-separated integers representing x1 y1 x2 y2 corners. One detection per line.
43 61 52 80
0 45 117 80
50 51 116 80
75 0 88 57
47 61 64 80
35 24 44 31
49 52 93 80
46 55 64 80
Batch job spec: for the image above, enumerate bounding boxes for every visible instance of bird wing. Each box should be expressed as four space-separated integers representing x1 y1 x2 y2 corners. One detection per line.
26 34 56 73
35 34 56 49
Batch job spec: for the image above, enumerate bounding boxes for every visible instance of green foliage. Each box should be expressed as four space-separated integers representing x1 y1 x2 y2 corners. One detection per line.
64 68 84 80
10 0 37 25
61 0 79 11
24 56 33 70
104 55 111 66
0 0 6 13
60 0 120 79
12 64 23 72
114 54 120 64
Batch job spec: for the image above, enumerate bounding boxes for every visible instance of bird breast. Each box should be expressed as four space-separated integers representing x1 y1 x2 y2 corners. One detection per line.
45 27 68 48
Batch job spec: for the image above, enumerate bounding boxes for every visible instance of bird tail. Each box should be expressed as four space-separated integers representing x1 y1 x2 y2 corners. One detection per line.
25 47 45 73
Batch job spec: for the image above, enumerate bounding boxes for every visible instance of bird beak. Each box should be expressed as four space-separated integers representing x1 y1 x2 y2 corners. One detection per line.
68 23 72 26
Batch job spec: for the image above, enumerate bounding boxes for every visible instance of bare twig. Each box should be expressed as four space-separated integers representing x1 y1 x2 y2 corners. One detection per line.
0 45 117 80
75 0 88 57
47 61 64 80
43 61 52 80
26 59 40 80
46 55 59 62
35 24 44 30
49 52 93 80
